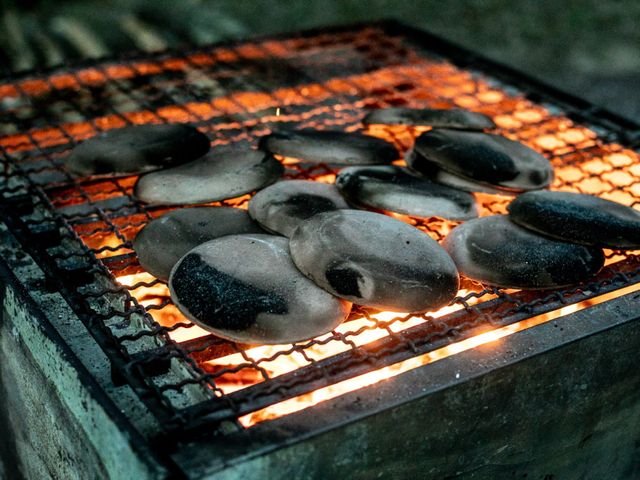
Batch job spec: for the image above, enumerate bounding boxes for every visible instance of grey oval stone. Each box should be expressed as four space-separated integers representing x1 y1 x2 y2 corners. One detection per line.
405 149 515 196
248 180 349 237
412 129 554 192
259 129 398 165
134 147 284 205
442 215 604 289
363 108 496 130
133 207 264 280
335 165 478 220
66 124 210 177
508 190 640 249
289 210 459 312
169 234 352 344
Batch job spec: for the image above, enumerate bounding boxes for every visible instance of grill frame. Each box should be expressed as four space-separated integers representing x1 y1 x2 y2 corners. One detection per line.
3 209 640 479
2 19 640 447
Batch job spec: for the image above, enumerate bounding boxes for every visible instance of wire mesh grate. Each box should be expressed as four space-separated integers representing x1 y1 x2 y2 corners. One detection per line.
1 23 640 434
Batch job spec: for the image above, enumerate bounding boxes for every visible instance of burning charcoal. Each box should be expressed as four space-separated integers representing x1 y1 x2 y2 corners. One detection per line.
133 207 264 280
169 234 351 344
259 129 398 165
134 147 284 205
442 215 604 289
335 165 479 221
411 129 554 192
363 107 496 130
405 149 514 196
248 180 349 237
65 124 210 177
289 210 459 312
508 190 640 249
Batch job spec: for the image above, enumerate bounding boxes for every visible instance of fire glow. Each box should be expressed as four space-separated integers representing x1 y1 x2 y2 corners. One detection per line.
26 30 640 430
118 266 640 428
103 93 640 428
238 283 640 427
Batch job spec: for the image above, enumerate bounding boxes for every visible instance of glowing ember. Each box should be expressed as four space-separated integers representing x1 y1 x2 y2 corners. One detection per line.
239 282 640 427
106 64 640 426
117 271 484 396
23 29 640 431
199 298 474 395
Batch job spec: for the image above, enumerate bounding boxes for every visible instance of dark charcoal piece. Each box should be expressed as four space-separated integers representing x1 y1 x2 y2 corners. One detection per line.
259 129 399 165
133 207 264 280
134 147 284 205
248 180 349 237
335 165 478 220
169 234 351 344
289 210 459 312
66 124 210 177
412 129 553 192
508 190 640 249
405 149 515 196
363 108 496 130
442 215 604 289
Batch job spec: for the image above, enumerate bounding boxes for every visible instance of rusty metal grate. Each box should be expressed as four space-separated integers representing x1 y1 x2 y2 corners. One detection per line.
2 22 640 438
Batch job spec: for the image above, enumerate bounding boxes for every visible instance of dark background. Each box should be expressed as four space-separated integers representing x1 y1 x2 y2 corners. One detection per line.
1 0 639 121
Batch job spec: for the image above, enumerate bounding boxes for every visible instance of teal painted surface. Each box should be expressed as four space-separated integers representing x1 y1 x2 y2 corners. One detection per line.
0 221 168 480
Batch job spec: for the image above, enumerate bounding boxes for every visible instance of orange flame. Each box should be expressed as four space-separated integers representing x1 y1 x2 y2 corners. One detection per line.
238 282 640 427
26 34 640 430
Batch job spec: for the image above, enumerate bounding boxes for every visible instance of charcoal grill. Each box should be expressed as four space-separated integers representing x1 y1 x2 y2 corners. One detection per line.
2 21 640 479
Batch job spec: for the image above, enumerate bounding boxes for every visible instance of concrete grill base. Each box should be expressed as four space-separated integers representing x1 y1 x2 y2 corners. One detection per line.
0 222 168 479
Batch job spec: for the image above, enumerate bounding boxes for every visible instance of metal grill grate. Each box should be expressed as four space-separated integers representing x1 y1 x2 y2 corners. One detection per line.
2 22 640 437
